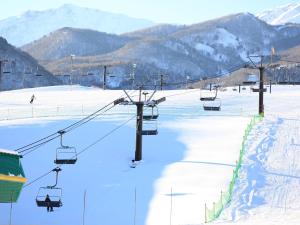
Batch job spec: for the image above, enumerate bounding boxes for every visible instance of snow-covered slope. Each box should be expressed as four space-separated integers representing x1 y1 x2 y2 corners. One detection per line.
0 85 300 225
0 4 155 47
257 2 300 25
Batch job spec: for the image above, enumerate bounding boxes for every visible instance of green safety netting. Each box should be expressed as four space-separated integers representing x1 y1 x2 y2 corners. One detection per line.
205 115 263 223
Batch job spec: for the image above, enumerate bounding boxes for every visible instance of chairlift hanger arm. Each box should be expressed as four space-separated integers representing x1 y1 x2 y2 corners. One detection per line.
48 167 62 189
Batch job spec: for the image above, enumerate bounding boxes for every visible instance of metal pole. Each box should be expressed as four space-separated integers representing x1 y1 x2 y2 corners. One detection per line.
134 187 137 225
160 74 163 91
205 203 207 223
239 84 241 93
135 101 143 161
103 66 107 90
209 83 212 91
83 190 86 225
259 66 264 116
170 187 173 225
269 80 272 94
9 192 13 225
0 61 3 88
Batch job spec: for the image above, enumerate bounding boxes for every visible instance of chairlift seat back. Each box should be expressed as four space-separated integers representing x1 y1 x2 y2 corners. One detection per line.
203 106 221 111
36 199 62 208
200 97 216 101
55 146 77 165
141 130 158 135
143 115 159 120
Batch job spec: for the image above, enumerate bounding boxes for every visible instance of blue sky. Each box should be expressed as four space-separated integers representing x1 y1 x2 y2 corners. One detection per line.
1 0 299 24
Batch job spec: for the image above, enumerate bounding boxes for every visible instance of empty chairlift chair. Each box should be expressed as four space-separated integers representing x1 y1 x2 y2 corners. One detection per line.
200 88 218 101
203 98 221 111
54 130 77 165
141 105 159 135
141 120 158 135
36 168 63 209
142 105 159 120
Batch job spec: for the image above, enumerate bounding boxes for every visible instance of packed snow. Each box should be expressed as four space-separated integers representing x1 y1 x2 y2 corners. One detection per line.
0 85 299 225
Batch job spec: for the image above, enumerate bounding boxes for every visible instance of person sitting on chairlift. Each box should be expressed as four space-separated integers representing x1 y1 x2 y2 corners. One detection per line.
45 194 53 212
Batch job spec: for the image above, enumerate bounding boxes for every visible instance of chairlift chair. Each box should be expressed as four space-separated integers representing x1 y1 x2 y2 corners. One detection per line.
200 88 218 101
87 72 94 76
25 71 32 75
36 187 63 208
143 105 159 120
36 167 63 209
54 131 77 165
203 98 221 111
141 120 158 135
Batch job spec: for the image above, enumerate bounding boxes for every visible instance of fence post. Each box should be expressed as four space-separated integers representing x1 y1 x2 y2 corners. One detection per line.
221 191 223 208
205 203 207 223
213 202 215 218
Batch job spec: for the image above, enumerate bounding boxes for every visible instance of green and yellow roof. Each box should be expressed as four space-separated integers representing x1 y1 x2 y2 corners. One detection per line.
0 149 27 203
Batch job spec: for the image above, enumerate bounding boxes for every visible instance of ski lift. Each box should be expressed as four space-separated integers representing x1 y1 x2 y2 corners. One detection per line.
35 66 43 76
54 130 77 165
87 71 94 76
36 168 63 209
143 105 159 120
3 68 11 74
1 60 10 74
25 68 32 75
200 88 218 101
203 99 221 111
141 120 158 135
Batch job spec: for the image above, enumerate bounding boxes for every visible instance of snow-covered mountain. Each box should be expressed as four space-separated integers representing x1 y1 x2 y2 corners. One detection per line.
22 27 134 61
257 2 300 25
0 4 155 47
25 13 300 88
0 37 60 91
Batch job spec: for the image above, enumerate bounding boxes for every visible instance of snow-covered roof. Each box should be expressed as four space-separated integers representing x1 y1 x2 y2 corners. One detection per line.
0 148 19 156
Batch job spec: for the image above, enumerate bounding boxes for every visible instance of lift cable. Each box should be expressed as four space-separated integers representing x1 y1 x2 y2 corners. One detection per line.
22 114 136 189
16 95 129 155
140 62 247 89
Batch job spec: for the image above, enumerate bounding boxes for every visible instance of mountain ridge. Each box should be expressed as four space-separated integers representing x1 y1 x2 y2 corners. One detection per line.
0 4 155 47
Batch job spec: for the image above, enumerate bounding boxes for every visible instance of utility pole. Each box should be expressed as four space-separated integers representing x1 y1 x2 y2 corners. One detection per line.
0 60 3 80
258 59 264 116
160 74 164 91
135 101 144 160
103 65 107 90
0 60 8 88
70 54 75 87
248 55 265 116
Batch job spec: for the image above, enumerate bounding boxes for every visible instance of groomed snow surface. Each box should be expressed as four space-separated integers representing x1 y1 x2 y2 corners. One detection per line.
0 85 299 225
